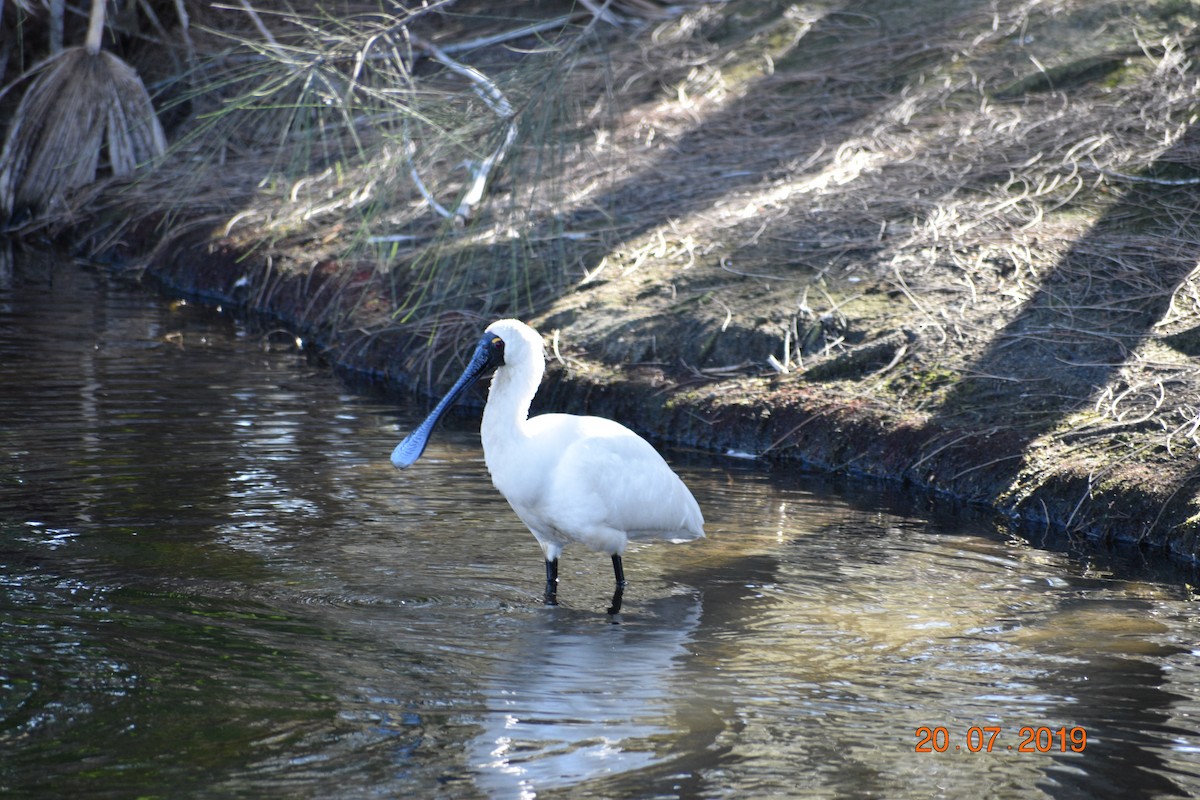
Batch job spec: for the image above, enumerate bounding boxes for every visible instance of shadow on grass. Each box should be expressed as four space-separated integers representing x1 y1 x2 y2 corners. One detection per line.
912 121 1200 508
370 0 994 373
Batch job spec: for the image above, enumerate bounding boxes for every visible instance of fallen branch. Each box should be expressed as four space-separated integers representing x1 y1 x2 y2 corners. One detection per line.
406 33 519 222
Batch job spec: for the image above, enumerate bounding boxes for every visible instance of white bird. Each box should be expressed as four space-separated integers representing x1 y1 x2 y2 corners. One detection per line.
391 319 704 611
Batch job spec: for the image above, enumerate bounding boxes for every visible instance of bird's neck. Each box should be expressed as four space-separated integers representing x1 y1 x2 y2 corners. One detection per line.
481 361 539 442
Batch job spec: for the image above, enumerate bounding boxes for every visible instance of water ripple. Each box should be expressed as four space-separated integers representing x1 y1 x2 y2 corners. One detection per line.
3 265 1200 798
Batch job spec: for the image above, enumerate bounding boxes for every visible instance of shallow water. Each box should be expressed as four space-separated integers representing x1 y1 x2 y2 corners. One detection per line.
2 262 1200 799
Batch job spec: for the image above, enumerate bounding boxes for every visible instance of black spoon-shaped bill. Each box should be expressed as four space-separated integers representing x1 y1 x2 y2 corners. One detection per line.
391 332 504 469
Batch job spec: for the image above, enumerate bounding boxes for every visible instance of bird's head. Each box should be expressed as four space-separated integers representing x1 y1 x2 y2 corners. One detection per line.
483 318 544 376
391 319 542 469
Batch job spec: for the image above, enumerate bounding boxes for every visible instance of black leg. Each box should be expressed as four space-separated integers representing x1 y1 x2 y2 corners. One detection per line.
544 558 559 606
612 554 627 587
607 585 624 616
607 554 626 616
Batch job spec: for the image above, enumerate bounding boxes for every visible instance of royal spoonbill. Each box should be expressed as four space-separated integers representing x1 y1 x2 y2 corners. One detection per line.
391 319 705 611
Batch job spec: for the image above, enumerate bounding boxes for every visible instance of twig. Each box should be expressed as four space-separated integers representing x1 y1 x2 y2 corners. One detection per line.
948 452 1024 481
235 0 286 60
718 257 793 282
436 14 585 55
1063 473 1096 531
406 33 519 221
551 328 565 365
873 343 908 376
366 233 426 244
170 0 195 65
1082 163 1200 186
1147 472 1199 534
404 140 454 220
909 427 1002 472
579 0 623 28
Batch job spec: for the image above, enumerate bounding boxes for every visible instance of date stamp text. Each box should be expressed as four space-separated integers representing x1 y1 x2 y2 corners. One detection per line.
915 726 1087 753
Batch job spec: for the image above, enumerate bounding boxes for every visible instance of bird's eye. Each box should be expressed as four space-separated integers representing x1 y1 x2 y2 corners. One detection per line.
492 337 504 351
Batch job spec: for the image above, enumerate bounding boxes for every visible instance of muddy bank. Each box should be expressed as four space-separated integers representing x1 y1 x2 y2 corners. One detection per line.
141 224 1200 566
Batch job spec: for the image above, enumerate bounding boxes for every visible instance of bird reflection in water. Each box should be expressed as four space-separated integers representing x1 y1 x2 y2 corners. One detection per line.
466 593 703 798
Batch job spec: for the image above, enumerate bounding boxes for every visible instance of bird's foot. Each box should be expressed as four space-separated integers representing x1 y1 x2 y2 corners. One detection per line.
543 558 560 606
607 585 624 616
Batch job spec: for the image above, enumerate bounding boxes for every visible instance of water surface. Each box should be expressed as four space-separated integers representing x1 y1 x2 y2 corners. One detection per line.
2 261 1200 799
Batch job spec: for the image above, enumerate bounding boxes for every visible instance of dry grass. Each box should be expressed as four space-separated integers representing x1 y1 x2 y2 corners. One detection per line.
63 3 626 311
0 44 165 216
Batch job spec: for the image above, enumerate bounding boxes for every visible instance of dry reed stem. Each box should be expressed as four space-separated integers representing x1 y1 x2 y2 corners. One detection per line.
0 48 165 217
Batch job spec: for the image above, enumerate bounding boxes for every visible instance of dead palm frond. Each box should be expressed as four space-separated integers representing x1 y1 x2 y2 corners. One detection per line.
0 0 165 220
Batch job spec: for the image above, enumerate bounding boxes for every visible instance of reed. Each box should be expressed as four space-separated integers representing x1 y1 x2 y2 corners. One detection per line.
0 0 165 219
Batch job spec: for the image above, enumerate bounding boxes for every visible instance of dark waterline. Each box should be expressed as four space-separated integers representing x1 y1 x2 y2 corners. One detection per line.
2 260 1200 799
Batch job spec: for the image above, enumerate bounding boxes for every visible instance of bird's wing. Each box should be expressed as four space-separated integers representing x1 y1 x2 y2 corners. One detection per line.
531 414 704 542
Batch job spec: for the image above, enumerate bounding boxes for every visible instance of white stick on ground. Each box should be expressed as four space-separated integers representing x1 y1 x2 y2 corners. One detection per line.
407 34 519 222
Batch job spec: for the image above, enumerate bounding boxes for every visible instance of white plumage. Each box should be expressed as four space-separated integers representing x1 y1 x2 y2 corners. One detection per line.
392 319 704 609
